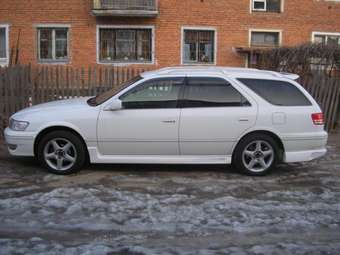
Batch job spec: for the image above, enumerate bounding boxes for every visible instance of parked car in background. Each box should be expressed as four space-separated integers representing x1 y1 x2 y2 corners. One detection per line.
4 66 328 176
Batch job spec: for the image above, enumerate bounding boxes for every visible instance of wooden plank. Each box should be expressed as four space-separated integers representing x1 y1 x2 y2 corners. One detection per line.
322 78 333 130
81 67 85 97
60 66 64 100
87 66 92 97
3 69 9 126
0 71 4 130
70 67 75 98
93 67 97 96
65 67 70 99
104 67 109 92
76 68 81 97
329 79 340 130
328 78 338 130
56 66 60 100
8 66 14 116
18 66 25 110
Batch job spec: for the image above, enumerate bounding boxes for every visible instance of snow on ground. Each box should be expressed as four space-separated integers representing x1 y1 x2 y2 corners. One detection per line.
0 134 340 254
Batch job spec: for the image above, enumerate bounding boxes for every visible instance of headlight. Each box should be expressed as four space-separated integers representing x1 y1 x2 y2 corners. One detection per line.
9 119 30 131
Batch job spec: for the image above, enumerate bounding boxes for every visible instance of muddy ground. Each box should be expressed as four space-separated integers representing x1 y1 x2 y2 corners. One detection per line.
0 134 340 255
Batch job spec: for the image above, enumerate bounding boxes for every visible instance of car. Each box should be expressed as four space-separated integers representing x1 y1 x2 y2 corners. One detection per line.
4 66 328 176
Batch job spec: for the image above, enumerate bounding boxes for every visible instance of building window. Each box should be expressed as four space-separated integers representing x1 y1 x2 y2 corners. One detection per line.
313 33 340 46
38 27 69 62
183 29 215 64
252 0 282 13
250 31 280 47
99 28 152 63
0 25 9 65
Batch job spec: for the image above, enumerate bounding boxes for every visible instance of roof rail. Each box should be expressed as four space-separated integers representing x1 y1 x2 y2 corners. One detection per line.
278 72 300 80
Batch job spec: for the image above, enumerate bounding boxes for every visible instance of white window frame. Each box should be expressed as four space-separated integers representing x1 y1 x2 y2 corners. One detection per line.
312 31 340 45
96 25 155 66
250 0 284 13
249 29 282 47
0 24 9 66
35 24 71 64
252 0 267 11
181 26 217 66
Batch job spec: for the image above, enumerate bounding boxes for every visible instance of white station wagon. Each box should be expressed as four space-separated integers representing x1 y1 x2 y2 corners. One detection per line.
4 67 328 176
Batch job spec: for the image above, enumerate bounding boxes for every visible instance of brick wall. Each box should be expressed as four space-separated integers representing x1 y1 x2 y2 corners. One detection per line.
0 0 339 68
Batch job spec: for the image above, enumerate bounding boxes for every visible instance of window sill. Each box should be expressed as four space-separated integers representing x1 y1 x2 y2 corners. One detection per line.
251 10 282 14
98 61 154 66
182 62 216 66
38 60 70 65
249 45 280 48
0 61 9 67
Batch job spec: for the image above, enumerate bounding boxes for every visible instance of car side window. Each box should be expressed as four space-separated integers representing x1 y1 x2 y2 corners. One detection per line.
119 77 184 109
237 78 312 106
183 77 250 108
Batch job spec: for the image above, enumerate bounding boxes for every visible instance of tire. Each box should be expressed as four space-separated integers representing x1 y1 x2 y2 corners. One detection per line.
233 133 279 176
37 130 87 175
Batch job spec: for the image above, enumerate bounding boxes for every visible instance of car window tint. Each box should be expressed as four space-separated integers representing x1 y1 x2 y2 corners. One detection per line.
184 77 250 107
119 77 184 109
238 79 312 106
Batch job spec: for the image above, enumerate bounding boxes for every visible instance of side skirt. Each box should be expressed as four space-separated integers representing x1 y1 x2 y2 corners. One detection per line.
88 147 231 164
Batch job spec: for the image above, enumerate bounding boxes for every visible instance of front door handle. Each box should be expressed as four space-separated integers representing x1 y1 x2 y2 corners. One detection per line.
238 118 249 122
162 120 176 124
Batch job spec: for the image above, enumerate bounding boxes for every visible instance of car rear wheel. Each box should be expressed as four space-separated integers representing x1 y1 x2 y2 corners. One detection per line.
233 134 279 176
37 130 86 175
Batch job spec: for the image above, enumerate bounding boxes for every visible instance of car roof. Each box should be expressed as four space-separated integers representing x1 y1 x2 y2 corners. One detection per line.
141 66 299 81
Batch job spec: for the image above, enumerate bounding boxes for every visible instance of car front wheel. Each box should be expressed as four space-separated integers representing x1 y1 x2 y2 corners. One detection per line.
233 134 279 176
37 130 86 175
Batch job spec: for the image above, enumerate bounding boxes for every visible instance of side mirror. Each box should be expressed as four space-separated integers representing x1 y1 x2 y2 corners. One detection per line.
104 99 122 111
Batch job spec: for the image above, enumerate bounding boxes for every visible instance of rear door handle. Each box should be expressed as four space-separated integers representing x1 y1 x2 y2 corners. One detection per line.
162 120 176 124
238 118 249 122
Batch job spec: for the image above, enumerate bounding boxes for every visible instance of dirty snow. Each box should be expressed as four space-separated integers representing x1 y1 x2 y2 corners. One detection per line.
1 134 340 254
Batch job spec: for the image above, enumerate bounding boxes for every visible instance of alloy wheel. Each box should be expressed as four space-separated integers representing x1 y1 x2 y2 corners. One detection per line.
43 138 77 171
242 140 274 173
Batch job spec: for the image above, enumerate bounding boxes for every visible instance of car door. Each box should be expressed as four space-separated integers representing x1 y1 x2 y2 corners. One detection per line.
97 77 184 156
179 76 257 156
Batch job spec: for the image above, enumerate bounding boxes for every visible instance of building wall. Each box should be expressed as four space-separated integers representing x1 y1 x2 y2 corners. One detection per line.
0 0 340 68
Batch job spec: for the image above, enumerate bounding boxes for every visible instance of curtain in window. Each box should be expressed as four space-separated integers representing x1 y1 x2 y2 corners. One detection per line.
100 28 152 62
266 0 281 12
100 29 115 61
184 30 214 64
55 29 68 59
116 30 136 61
39 29 53 59
0 28 6 58
137 30 151 61
251 32 279 47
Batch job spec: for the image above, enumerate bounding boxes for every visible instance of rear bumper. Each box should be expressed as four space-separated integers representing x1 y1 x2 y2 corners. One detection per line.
4 128 35 156
283 131 328 163
284 148 327 163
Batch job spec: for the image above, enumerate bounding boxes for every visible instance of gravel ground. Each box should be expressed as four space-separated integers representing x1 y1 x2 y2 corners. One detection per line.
0 133 340 255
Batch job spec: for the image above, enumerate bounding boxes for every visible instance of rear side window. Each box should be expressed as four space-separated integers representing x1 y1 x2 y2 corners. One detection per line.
238 79 312 106
183 77 250 107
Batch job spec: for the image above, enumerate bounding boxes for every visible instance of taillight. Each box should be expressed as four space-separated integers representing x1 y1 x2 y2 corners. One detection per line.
311 113 324 125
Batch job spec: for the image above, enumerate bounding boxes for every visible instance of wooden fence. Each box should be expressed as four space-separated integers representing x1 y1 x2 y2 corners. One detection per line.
0 65 339 135
0 65 149 133
300 72 340 131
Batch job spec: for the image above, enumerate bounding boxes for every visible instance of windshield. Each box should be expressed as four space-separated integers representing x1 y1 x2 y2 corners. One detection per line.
88 75 143 106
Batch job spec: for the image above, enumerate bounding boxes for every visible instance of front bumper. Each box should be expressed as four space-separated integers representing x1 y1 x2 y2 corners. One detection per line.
4 128 35 156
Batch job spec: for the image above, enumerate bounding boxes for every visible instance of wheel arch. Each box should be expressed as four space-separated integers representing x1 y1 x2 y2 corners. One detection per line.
232 130 285 162
34 126 89 160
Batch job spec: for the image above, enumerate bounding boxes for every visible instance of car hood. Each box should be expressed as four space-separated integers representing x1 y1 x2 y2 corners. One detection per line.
12 97 93 119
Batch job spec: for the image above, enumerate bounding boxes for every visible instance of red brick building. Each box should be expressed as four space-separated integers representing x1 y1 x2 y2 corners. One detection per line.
0 0 339 68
